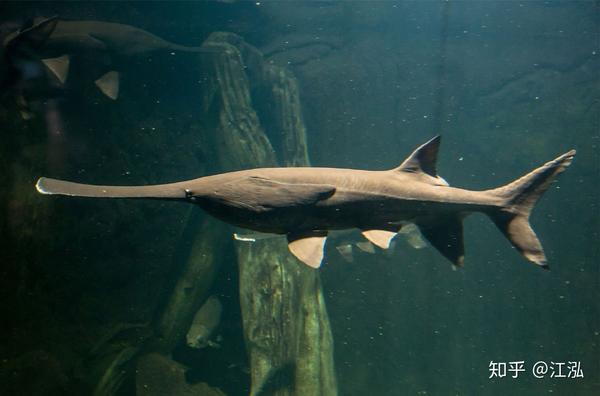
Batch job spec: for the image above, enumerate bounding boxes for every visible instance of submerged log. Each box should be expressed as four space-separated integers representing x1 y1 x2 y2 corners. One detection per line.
90 31 337 396
152 215 227 352
199 32 337 395
135 353 225 396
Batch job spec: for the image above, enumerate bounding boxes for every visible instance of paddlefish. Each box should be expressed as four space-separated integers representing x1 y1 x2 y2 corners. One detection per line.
35 136 575 269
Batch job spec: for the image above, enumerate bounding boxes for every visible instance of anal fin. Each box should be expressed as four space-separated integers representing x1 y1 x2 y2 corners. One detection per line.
418 217 465 267
287 232 327 269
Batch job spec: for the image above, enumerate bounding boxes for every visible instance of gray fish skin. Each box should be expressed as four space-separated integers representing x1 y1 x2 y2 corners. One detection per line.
35 137 576 269
33 19 210 57
4 16 211 59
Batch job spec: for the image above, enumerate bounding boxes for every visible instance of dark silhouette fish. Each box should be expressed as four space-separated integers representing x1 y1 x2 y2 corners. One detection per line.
2 16 214 103
36 137 575 269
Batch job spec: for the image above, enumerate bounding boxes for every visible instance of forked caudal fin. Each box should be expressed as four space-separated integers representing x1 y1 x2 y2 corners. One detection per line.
486 150 576 269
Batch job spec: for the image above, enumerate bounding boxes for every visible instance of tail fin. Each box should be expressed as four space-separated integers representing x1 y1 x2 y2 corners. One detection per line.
486 150 576 269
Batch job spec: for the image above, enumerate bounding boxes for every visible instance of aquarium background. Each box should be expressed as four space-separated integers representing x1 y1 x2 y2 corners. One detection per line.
0 1 598 395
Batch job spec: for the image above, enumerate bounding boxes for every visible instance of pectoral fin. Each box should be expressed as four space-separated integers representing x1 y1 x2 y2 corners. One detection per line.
287 232 327 268
361 230 397 249
95 71 119 100
213 176 335 213
42 55 70 84
418 217 465 267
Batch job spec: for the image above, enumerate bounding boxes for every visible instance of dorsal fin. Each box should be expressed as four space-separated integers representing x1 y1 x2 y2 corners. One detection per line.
20 18 35 32
14 16 58 49
394 136 441 178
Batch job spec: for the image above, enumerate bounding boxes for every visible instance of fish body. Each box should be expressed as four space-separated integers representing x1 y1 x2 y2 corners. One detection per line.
36 137 576 269
186 296 222 349
2 16 213 105
25 17 209 58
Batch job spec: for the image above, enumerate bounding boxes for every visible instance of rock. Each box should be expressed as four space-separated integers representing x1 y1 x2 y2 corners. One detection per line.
0 350 69 396
136 353 225 396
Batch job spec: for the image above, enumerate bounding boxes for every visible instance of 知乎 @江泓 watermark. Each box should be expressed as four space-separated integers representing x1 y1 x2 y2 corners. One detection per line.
489 361 584 379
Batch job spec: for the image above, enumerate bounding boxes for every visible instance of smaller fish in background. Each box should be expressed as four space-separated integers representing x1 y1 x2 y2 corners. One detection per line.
335 243 354 262
355 241 375 254
186 296 223 350
1 16 217 116
1 17 60 119
398 223 427 249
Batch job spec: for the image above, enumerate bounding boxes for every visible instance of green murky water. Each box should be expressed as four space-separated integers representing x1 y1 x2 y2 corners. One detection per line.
1 2 598 395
